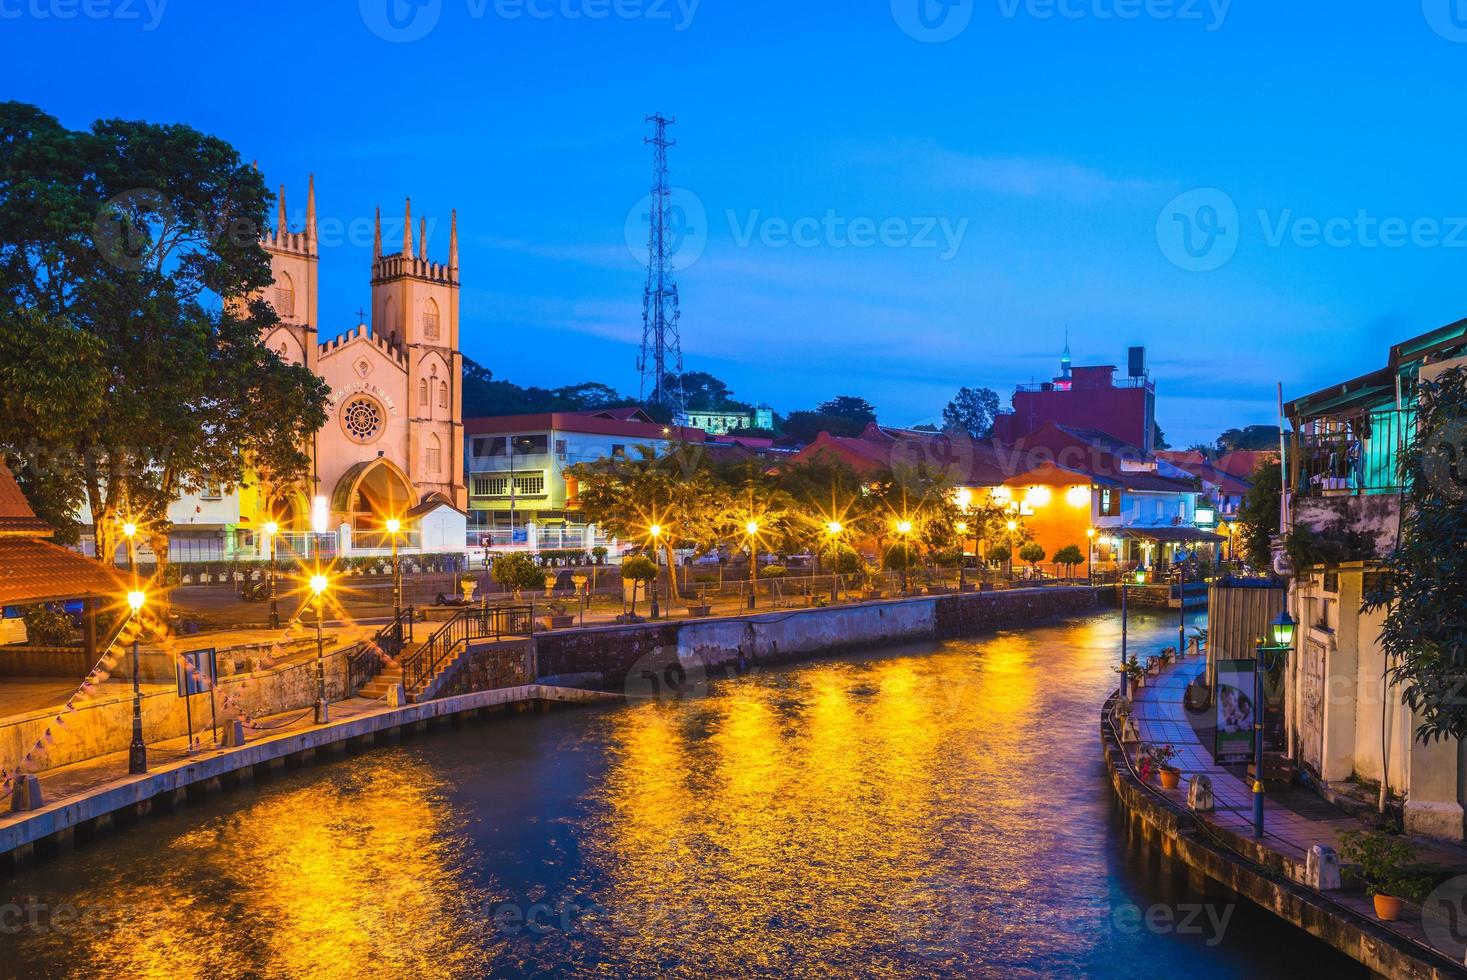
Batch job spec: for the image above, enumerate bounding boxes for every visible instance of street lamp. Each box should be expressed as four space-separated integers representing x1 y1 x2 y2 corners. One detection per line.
826 520 844 604
385 517 403 622
1086 528 1096 586
263 521 280 630
1253 609 1298 838
895 520 913 594
648 524 663 621
955 521 970 591
126 588 147 774
311 573 330 725
745 520 760 610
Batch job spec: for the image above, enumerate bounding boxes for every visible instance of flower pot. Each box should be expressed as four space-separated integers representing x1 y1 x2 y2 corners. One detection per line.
686 604 712 617
544 615 576 630
1373 894 1403 921
460 581 477 602
1158 767 1181 790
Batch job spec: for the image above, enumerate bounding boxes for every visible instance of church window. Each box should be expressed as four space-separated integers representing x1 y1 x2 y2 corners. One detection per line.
438 381 449 409
426 434 442 475
275 272 295 319
340 396 385 444
418 379 429 406
423 298 440 341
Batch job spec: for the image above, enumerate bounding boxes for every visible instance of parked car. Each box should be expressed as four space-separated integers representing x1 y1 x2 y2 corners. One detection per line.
1 606 29 646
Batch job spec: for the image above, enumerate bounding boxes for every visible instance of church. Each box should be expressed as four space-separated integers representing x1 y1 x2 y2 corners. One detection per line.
165 177 468 562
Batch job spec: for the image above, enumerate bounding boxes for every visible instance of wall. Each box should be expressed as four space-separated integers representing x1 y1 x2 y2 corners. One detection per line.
535 588 1098 691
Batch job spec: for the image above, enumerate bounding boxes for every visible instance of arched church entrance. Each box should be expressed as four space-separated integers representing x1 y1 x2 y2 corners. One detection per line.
332 459 415 541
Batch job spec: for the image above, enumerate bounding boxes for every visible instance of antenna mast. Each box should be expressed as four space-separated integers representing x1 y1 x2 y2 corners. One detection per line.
637 113 687 416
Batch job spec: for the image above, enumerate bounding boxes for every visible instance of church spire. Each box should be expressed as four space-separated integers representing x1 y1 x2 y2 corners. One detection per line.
449 209 459 274
1061 330 1073 380
419 216 427 261
305 173 317 243
402 197 413 258
277 184 287 234
373 206 382 260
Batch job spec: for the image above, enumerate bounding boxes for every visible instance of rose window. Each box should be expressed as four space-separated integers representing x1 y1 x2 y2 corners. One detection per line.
341 397 384 444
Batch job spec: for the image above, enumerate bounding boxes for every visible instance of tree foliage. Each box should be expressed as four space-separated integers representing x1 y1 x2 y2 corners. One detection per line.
0 102 329 577
816 395 877 429
942 386 1000 439
1054 544 1085 571
1364 366 1467 743
1237 459 1282 571
491 552 542 595
1216 425 1283 452
462 357 632 417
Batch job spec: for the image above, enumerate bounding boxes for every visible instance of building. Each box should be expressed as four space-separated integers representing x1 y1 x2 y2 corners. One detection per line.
993 343 1157 454
1158 450 1263 561
674 405 774 436
464 409 705 550
135 181 468 561
1281 319 1467 841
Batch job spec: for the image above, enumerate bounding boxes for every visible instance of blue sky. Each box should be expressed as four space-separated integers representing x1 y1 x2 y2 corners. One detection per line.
5 0 1467 446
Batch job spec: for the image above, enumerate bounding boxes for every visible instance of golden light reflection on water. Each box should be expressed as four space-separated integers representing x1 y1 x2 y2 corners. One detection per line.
583 633 1107 978
25 761 495 979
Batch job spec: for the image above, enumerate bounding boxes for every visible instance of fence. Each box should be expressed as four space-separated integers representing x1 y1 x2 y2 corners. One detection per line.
1293 406 1415 497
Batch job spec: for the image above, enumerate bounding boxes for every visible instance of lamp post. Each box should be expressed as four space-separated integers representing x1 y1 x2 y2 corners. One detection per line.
1086 528 1096 587
955 522 969 591
311 574 330 725
1120 566 1145 699
896 520 913 594
826 521 843 604
1005 519 1019 580
745 520 759 610
648 525 662 621
263 521 280 630
385 517 403 622
126 587 148 774
1253 609 1298 838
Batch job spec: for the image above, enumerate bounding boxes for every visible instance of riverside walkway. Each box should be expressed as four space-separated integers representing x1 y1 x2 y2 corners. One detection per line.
1118 655 1467 970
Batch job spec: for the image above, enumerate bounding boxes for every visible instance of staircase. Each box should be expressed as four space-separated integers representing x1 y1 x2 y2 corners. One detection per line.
356 604 534 703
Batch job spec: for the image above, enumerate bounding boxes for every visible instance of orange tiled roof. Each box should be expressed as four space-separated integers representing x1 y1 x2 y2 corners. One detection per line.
0 460 52 536
0 538 127 606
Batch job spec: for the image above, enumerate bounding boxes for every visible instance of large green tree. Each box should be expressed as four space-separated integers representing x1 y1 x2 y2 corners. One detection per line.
1364 367 1467 743
1236 459 1282 571
0 102 328 574
942 386 1000 440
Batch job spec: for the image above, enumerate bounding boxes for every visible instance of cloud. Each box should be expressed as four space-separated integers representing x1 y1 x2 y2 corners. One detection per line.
928 149 1168 202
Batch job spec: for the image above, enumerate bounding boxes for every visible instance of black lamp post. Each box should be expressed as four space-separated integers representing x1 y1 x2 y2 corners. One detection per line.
386 517 403 621
826 521 843 604
896 520 913 594
1120 566 1145 699
265 521 280 630
126 586 147 774
1253 608 1297 838
745 521 759 610
649 525 662 621
311 574 330 725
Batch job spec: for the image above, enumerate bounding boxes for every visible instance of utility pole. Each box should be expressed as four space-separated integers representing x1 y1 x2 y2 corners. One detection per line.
637 113 687 417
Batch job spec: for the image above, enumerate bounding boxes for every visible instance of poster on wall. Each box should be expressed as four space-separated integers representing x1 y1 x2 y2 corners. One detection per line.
1215 659 1257 765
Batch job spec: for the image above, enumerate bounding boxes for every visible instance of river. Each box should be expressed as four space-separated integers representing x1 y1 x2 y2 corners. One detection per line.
1 609 1365 978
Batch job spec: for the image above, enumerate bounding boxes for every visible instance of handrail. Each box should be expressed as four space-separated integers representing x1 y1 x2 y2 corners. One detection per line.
399 603 534 693
347 606 416 694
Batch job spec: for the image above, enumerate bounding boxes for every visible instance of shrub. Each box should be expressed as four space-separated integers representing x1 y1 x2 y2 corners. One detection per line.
491 553 543 595
21 605 74 646
1019 542 1047 567
1338 830 1433 902
882 542 918 571
621 555 659 583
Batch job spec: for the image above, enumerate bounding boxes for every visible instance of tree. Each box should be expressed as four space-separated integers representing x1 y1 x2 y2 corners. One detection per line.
1364 366 1467 743
782 411 865 444
1153 422 1171 451
1236 460 1282 571
942 386 1000 439
620 555 658 617
0 103 330 583
816 395 877 429
665 371 748 412
1054 544 1086 578
1216 425 1282 452
491 552 542 597
462 357 631 416
1019 542 1047 570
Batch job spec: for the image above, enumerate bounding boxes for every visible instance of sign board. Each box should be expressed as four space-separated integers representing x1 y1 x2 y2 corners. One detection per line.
1195 508 1217 527
177 647 218 698
512 528 529 544
1215 659 1256 765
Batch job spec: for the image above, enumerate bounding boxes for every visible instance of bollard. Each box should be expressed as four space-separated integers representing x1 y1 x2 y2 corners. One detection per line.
388 684 408 708
1188 774 1215 813
9 774 43 812
221 718 247 748
1307 845 1342 891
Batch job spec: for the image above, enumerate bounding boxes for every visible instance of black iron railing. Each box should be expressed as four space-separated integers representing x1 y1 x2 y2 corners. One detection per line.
399 603 534 693
1293 407 1415 497
347 606 415 694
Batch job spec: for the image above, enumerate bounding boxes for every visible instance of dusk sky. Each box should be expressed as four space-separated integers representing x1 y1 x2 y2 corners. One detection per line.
5 0 1467 446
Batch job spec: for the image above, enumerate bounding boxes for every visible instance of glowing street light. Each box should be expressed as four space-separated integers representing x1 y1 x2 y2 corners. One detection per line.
385 517 404 622
125 586 147 774
647 525 664 620
310 573 330 724
263 520 280 629
745 520 760 610
894 519 914 593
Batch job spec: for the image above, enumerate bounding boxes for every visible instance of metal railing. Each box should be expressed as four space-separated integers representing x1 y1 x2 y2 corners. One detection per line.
347 606 416 694
399 604 534 693
1292 407 1415 497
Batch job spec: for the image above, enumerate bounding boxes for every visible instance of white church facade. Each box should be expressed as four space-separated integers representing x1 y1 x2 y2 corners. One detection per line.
162 177 468 562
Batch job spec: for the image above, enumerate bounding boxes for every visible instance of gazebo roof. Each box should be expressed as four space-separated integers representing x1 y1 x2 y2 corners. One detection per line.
0 537 127 607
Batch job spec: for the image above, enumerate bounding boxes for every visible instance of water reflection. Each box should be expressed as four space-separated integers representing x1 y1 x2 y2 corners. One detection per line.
2 612 1365 979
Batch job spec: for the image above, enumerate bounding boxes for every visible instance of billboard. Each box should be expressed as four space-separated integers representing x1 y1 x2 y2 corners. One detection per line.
1215 659 1257 765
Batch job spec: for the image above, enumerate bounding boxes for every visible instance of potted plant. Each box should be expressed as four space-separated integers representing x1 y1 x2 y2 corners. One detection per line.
544 573 558 598
619 554 658 621
542 600 575 630
1142 743 1182 789
459 573 478 602
1339 830 1432 922
1116 654 1145 689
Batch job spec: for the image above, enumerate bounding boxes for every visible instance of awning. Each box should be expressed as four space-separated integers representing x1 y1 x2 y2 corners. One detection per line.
0 538 128 607
1113 527 1227 544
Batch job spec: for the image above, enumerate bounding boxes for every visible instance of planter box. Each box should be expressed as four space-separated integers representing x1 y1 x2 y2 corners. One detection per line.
543 615 576 630
978 582 994 593
862 590 885 600
957 584 977 593
685 604 713 618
